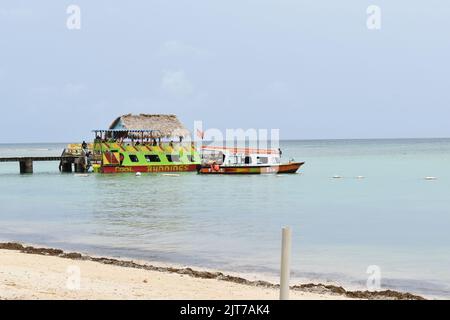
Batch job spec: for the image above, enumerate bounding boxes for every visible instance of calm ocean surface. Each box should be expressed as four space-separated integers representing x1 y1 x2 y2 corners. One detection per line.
0 139 449 298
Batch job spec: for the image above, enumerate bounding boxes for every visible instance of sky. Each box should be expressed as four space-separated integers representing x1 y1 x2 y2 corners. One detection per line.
0 0 449 142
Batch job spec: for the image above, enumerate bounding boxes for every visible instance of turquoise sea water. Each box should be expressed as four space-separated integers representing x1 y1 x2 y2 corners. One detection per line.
0 139 449 298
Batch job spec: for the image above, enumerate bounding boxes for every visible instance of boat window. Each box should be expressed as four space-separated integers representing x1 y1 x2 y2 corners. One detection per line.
257 156 268 164
145 155 161 162
244 156 252 164
167 155 180 162
202 151 222 163
229 155 241 165
129 154 139 162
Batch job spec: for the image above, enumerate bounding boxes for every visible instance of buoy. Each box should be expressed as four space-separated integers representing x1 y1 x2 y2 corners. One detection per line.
136 172 142 176
424 176 437 180
332 175 343 179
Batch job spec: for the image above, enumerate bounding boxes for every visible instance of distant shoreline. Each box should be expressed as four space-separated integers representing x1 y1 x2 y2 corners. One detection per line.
1 137 450 145
0 242 424 300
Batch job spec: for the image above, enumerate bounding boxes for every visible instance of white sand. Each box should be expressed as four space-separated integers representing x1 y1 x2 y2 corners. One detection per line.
0 249 349 300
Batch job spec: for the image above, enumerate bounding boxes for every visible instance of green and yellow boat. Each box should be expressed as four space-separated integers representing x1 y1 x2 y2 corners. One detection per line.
90 129 201 174
66 114 201 174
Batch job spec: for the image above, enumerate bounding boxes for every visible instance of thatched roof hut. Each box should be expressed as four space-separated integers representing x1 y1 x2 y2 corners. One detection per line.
109 114 190 139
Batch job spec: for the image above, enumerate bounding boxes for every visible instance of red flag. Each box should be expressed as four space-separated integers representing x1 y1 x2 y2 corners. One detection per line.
196 129 204 139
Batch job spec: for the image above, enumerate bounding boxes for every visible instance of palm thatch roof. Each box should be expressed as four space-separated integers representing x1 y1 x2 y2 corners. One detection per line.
109 114 190 138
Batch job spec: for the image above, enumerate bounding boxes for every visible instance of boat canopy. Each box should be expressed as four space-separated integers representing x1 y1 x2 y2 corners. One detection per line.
109 114 191 138
201 145 280 155
92 129 162 139
92 129 161 133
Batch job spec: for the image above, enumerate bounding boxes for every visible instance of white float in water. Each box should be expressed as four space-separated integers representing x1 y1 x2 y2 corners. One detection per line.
424 176 437 180
332 175 343 179
136 172 142 176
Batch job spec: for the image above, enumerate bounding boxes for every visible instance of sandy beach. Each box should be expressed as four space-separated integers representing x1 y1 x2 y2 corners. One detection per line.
0 249 343 300
0 243 424 300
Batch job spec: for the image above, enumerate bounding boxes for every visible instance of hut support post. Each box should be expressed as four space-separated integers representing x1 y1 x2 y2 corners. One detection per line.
74 157 86 173
61 162 72 173
280 226 292 300
19 159 33 174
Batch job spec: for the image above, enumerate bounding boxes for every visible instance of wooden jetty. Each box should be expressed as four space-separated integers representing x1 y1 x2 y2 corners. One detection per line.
0 152 89 174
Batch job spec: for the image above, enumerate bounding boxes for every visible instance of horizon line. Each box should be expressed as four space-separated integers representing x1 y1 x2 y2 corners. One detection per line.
1 136 450 145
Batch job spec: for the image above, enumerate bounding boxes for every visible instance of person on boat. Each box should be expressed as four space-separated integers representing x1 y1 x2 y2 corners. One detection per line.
211 161 220 172
169 140 174 148
85 151 92 168
82 141 88 155
278 148 282 156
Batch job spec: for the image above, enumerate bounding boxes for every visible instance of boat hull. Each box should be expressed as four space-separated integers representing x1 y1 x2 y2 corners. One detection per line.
96 164 199 174
198 162 304 174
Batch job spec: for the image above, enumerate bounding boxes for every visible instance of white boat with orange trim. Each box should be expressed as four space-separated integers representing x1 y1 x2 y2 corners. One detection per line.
198 146 304 174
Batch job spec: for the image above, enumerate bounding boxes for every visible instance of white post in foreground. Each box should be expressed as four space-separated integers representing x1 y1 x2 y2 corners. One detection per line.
279 226 292 300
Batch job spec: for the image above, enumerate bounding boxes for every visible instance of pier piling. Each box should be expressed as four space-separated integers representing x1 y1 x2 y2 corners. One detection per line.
73 157 86 173
60 162 73 173
19 158 33 174
74 164 84 173
280 226 292 300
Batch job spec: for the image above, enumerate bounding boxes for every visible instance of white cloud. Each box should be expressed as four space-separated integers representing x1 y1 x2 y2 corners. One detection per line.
161 70 194 97
158 40 208 58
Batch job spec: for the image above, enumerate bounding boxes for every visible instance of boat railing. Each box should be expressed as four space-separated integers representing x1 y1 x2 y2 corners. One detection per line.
94 141 197 153
64 144 92 156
